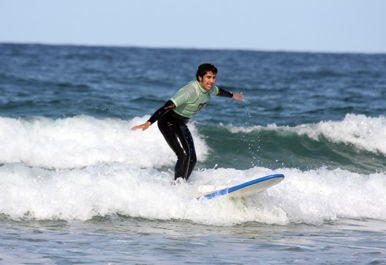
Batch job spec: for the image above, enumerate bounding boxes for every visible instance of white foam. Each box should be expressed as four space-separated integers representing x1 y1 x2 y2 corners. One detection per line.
0 115 209 169
229 114 386 155
1 114 385 226
1 163 385 226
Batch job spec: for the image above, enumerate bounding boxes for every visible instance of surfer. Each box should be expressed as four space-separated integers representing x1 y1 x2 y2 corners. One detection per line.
131 63 243 182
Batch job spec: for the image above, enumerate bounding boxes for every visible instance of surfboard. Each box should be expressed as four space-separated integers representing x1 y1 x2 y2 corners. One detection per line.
197 173 284 200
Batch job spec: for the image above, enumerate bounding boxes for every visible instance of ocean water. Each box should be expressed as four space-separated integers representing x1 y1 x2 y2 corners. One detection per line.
0 43 386 264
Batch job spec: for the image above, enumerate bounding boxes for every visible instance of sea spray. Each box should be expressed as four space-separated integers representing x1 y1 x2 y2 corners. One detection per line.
1 162 385 226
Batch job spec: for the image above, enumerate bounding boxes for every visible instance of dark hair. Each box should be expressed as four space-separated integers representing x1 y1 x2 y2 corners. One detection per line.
196 63 218 81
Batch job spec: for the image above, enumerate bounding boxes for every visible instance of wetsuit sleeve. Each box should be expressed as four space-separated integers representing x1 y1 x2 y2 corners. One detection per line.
147 100 175 124
217 88 234 98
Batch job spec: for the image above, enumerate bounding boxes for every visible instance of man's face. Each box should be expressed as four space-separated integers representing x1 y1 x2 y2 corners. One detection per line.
198 71 216 90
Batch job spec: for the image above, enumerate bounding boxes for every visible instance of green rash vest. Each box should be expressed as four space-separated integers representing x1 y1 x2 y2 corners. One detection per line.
170 80 219 119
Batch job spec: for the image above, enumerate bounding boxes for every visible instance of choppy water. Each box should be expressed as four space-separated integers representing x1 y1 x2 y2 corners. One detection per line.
1 43 386 264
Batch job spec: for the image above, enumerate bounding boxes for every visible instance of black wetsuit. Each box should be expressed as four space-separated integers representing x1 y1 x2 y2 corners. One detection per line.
158 110 196 181
147 86 233 181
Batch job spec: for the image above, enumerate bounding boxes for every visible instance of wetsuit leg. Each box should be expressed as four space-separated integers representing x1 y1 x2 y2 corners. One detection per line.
158 116 197 181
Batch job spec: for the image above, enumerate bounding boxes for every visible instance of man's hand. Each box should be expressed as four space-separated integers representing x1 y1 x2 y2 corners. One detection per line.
131 121 151 131
232 93 244 101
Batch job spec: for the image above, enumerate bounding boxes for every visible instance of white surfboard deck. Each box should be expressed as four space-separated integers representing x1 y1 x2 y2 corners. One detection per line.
197 174 284 200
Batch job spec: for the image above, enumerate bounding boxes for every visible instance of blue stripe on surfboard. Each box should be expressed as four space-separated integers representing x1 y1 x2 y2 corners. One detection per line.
198 173 285 200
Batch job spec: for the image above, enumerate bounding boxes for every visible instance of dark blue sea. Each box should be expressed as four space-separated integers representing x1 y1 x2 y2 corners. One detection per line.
1 43 386 264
